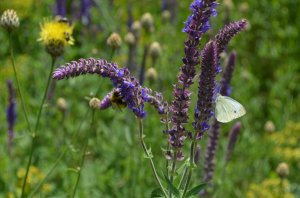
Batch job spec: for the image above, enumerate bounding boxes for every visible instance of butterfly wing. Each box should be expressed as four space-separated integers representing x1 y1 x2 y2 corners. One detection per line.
215 95 246 123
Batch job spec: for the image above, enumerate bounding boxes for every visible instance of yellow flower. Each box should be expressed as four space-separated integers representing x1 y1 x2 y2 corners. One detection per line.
38 17 74 57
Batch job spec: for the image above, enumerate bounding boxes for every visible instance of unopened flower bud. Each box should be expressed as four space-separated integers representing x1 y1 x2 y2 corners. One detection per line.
239 3 249 13
276 162 289 178
124 32 136 46
107 32 122 49
162 10 171 22
264 121 275 133
56 97 68 112
224 0 234 10
149 42 162 60
89 97 101 109
0 9 20 32
146 67 158 83
131 21 141 38
141 13 154 32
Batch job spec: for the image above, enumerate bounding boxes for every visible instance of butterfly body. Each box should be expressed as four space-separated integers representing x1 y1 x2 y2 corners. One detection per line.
215 94 246 123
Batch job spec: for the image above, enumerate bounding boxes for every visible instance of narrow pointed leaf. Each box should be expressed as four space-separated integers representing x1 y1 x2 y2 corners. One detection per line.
164 173 180 197
185 183 207 197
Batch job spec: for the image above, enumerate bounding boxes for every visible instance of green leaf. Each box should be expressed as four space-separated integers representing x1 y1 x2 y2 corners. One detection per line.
164 173 180 197
151 188 164 198
185 183 207 197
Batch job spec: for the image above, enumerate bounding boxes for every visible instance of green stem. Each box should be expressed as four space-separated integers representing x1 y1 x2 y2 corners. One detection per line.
138 119 168 198
164 114 170 178
169 150 177 198
9 33 32 132
182 137 198 198
30 100 92 195
178 168 188 189
30 148 67 196
72 110 95 197
21 57 56 198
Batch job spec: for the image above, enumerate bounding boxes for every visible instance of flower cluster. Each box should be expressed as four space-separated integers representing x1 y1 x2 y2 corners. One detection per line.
53 58 167 118
169 0 218 154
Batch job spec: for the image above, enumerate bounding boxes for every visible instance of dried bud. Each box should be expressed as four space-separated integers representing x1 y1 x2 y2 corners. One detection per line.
239 3 249 13
131 21 141 38
264 121 275 133
107 32 122 49
0 9 20 32
149 42 162 60
224 0 234 10
89 97 101 109
141 12 154 32
276 162 289 178
162 10 171 22
56 97 68 112
124 32 136 46
146 67 158 83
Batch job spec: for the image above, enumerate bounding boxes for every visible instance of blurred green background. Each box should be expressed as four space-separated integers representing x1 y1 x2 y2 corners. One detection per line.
0 0 300 197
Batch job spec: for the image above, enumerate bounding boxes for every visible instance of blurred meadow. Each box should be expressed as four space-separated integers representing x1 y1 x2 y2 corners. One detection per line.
0 0 300 197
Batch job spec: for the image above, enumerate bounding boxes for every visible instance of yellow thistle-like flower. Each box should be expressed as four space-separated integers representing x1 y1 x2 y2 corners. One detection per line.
38 17 74 57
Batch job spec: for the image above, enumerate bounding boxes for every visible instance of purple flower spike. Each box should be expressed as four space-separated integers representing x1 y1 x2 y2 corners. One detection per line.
55 0 66 17
215 19 248 55
225 122 242 162
53 58 167 118
169 0 217 153
220 51 237 96
194 41 219 139
6 80 16 152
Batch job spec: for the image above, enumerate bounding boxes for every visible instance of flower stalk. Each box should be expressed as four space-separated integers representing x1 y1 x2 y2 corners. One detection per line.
21 57 56 198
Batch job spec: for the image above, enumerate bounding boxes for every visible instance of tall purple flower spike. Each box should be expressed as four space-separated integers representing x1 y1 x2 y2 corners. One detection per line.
6 80 16 152
169 0 217 155
53 58 167 118
55 0 66 17
202 51 237 184
193 41 220 139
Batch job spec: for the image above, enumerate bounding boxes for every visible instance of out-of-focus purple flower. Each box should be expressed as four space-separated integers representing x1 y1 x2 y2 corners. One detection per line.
53 58 167 118
225 122 242 162
215 19 247 55
220 51 236 96
80 0 91 25
55 0 66 17
168 0 217 155
203 119 219 183
193 41 220 139
6 80 16 151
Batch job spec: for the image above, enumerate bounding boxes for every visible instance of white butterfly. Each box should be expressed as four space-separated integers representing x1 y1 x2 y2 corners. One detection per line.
215 94 246 123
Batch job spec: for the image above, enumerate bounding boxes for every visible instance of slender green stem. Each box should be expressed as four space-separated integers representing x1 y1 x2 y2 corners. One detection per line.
72 110 95 197
9 33 32 132
30 99 92 195
182 138 198 198
30 148 67 196
169 150 177 198
138 119 168 198
178 167 188 189
21 57 56 198
164 114 170 178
